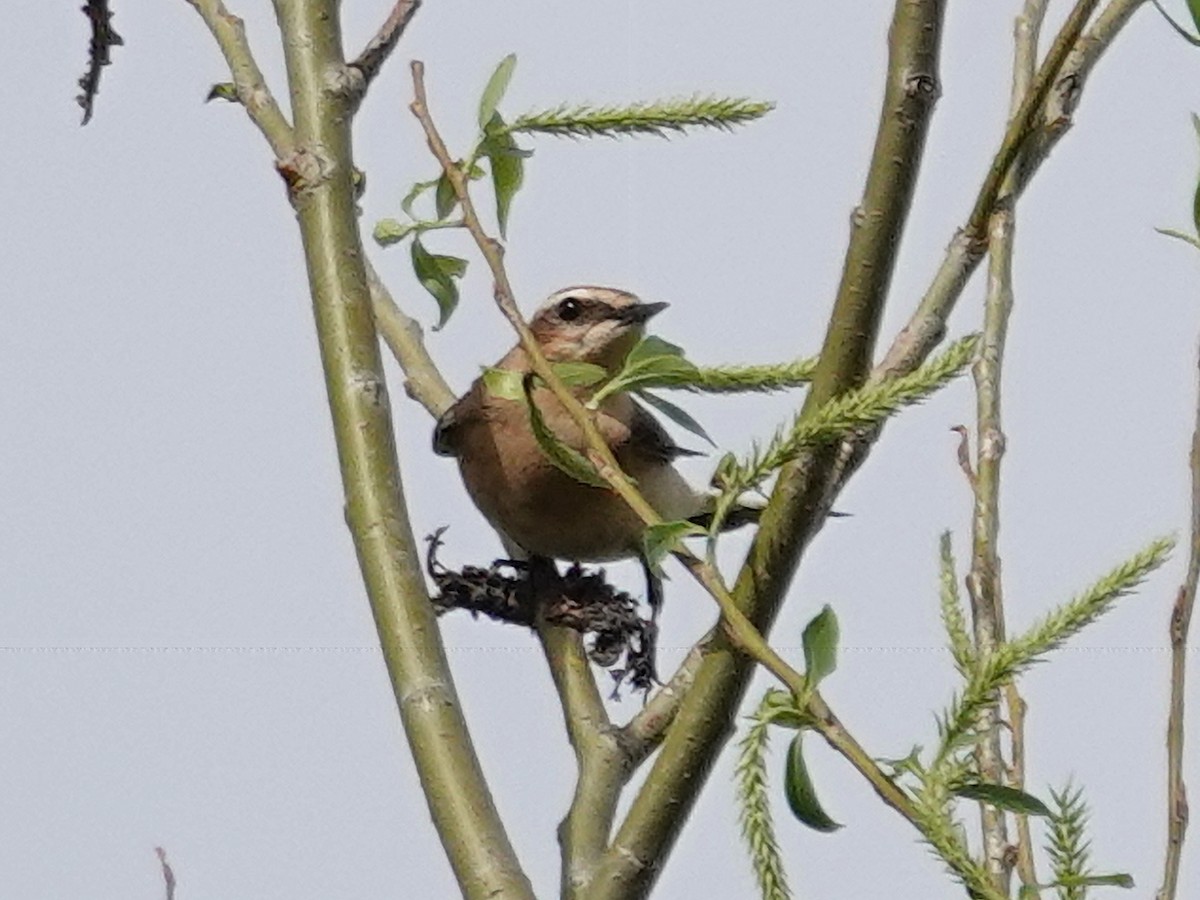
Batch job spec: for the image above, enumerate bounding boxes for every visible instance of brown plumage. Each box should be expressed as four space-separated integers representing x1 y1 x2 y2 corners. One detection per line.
434 286 707 564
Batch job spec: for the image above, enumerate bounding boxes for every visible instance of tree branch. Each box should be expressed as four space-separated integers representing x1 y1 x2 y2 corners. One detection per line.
587 4 947 896
344 0 422 109
258 4 533 897
365 256 456 417
965 1 1049 890
1156 341 1200 900
877 0 1114 377
184 0 295 159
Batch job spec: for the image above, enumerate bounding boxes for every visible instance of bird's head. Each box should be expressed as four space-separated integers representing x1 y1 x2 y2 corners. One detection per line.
529 286 668 371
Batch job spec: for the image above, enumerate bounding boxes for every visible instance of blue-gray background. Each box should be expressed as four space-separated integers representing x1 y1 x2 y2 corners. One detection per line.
2 2 1197 897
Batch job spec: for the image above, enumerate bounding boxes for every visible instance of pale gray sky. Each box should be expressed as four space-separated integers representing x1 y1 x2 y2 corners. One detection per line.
2 1 1198 897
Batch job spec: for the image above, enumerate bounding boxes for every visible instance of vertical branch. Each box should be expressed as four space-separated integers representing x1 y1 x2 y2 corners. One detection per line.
264 4 533 898
536 625 632 899
1156 343 1200 900
966 1 1048 892
586 5 947 897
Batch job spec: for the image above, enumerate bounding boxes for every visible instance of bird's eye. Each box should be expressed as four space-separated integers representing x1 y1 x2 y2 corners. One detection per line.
557 298 583 321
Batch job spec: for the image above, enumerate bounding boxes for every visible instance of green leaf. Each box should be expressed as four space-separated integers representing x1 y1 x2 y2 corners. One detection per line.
410 238 467 330
206 82 238 103
523 375 608 487
481 123 526 238
952 782 1051 817
758 688 806 729
783 733 841 833
1191 0 1200 33
478 53 517 129
401 178 438 218
551 361 607 388
636 390 714 446
435 172 458 220
1155 227 1200 250
642 520 704 572
374 218 417 247
801 605 839 689
482 367 525 401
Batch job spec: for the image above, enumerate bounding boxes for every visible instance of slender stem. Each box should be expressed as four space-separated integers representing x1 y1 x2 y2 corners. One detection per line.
968 206 1015 897
966 0 1049 889
588 5 947 896
183 0 295 159
1156 342 1200 900
265 5 533 897
992 4 1047 896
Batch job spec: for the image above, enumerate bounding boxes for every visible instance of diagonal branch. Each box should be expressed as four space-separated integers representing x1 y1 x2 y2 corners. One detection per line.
588 4 947 896
365 257 456 417
344 0 422 108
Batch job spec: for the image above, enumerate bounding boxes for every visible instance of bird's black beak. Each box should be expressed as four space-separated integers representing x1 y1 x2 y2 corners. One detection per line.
616 301 669 324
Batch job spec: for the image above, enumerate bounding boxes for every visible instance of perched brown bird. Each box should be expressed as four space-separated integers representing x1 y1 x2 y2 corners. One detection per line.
433 286 743 615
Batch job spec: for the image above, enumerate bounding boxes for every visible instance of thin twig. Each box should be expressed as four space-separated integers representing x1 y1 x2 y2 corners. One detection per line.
996 4 1049 896
345 0 422 102
184 0 295 159
154 846 176 900
1156 342 1200 900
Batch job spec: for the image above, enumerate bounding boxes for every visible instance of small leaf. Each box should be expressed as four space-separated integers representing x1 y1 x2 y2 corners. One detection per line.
758 688 806 729
801 605 839 689
523 375 608 487
551 361 607 388
1190 0 1200 33
206 82 238 103
626 335 687 368
783 733 841 833
373 218 417 247
401 178 438 217
482 123 526 237
1155 227 1200 250
435 171 458 220
637 390 714 446
642 520 704 572
952 782 1051 817
482 367 524 401
410 238 467 330
478 53 517 129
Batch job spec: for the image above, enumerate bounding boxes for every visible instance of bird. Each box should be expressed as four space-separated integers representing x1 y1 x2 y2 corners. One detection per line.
432 285 758 619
